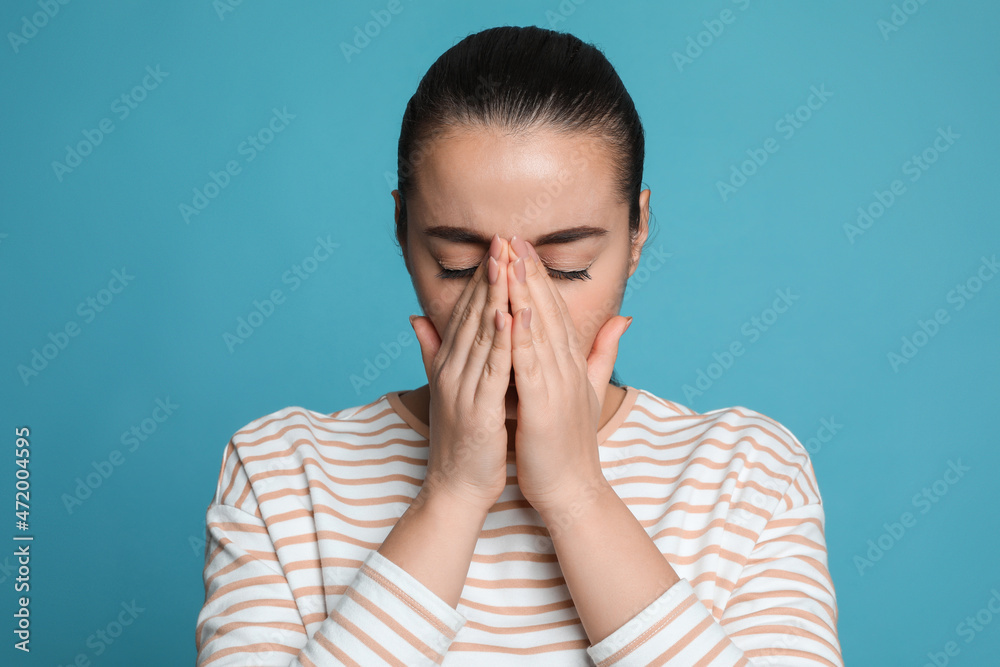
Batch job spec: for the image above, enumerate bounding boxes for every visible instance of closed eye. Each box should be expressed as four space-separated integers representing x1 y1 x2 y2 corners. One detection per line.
436 265 592 281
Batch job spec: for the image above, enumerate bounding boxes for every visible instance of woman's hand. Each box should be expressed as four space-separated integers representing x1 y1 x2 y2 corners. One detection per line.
409 234 513 514
505 235 632 516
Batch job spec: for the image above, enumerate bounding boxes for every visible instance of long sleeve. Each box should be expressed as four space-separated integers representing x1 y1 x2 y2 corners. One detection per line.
585 463 843 667
195 502 468 666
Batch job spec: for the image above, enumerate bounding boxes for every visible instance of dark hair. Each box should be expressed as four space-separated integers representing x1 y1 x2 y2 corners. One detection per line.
395 25 653 388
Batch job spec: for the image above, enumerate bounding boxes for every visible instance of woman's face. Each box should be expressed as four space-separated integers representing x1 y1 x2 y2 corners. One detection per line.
394 127 650 395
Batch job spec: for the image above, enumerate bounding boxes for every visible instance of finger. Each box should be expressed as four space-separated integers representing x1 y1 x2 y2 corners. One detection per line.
409 314 442 383
475 307 513 408
587 315 632 392
525 240 582 358
511 305 547 397
507 237 566 376
434 243 494 375
465 236 511 388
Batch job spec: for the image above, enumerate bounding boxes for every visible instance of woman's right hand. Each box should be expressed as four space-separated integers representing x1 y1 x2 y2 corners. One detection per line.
409 234 513 514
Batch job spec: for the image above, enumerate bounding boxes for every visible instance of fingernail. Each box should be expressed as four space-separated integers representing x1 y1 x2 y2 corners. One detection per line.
526 241 539 264
514 257 526 283
489 233 501 260
511 235 528 259
488 256 499 284
522 307 532 329
495 308 505 331
409 314 418 328
623 316 633 333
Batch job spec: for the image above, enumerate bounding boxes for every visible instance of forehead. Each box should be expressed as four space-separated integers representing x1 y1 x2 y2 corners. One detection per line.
408 127 624 240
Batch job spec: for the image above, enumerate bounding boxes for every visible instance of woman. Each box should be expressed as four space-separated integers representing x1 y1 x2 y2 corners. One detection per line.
195 26 842 666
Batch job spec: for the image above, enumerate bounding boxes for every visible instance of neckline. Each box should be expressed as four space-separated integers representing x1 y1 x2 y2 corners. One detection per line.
384 384 639 445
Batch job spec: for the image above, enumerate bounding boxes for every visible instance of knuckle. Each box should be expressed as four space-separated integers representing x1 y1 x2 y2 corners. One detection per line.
473 322 493 349
534 327 549 348
433 363 456 390
544 300 562 321
456 303 477 329
482 355 503 379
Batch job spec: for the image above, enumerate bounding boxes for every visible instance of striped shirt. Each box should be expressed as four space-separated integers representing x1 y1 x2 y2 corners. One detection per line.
195 384 843 666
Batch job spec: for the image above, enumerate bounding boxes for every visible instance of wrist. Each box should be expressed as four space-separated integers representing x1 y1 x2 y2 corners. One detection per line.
532 475 616 524
415 482 495 523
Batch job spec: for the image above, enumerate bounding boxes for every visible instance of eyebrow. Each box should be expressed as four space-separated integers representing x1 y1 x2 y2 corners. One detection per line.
422 225 609 246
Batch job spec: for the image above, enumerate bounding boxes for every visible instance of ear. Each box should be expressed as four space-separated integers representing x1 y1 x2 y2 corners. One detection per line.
392 190 410 274
627 189 651 278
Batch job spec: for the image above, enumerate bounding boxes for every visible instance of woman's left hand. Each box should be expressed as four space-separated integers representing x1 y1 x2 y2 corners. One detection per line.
506 235 633 516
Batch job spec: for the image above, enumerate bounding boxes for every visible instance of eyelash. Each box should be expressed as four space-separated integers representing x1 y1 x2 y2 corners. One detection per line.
436 265 592 281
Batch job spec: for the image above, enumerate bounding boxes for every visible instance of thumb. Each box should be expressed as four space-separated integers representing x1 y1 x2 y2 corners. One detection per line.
586 316 632 390
409 314 442 382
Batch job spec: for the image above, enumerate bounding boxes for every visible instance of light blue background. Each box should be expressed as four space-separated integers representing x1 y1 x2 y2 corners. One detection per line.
2 1 998 664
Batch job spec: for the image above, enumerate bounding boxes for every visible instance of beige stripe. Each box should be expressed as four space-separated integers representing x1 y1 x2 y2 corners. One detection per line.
726 588 836 622
735 568 832 597
457 596 575 615
449 639 590 654
203 574 288 606
329 607 408 667
693 633 731 666
727 622 840 658
462 616 582 635
195 597 298 641
744 647 839 667
645 614 714 665
344 586 442 661
360 562 457 639
597 594 697 666
312 628 363 667
199 641 298 666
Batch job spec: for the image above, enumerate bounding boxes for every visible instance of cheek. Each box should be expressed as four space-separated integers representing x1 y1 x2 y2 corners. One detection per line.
563 283 621 348
412 273 464 337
